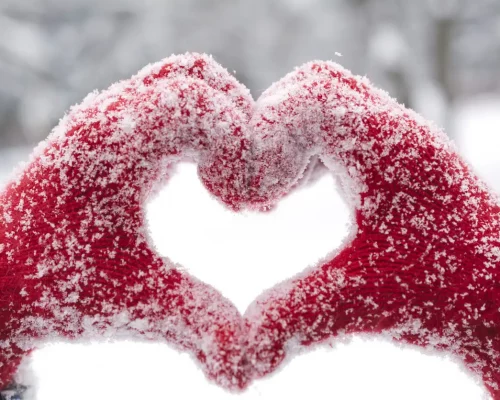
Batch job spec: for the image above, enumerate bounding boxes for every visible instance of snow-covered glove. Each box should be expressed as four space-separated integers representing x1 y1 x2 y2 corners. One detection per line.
243 61 500 398
0 53 254 398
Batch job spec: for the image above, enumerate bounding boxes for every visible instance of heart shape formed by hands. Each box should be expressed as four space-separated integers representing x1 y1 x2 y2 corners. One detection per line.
1 53 500 400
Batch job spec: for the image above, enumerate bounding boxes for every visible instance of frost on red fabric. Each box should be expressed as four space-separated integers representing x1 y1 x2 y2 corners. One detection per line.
244 61 500 398
3 54 500 399
0 53 254 391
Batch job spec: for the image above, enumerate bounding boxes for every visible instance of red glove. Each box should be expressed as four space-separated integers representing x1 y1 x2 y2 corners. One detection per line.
0 53 254 396
244 61 500 398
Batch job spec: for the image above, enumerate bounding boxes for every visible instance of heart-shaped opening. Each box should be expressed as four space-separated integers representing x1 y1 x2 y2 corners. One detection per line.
146 162 351 314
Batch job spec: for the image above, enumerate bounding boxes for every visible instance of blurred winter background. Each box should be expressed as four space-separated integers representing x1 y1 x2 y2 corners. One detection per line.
0 0 499 399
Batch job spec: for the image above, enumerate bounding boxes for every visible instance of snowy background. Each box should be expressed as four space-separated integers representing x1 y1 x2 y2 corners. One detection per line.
0 0 499 399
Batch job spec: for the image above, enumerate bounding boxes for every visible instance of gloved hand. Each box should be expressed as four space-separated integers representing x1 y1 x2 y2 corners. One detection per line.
0 53 254 397
243 60 500 398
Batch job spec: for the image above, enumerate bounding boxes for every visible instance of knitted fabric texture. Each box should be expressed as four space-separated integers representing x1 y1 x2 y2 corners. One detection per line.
2 54 500 399
242 61 500 399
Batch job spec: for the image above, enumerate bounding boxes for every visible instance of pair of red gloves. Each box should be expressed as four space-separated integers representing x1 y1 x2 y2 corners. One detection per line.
1 53 499 399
